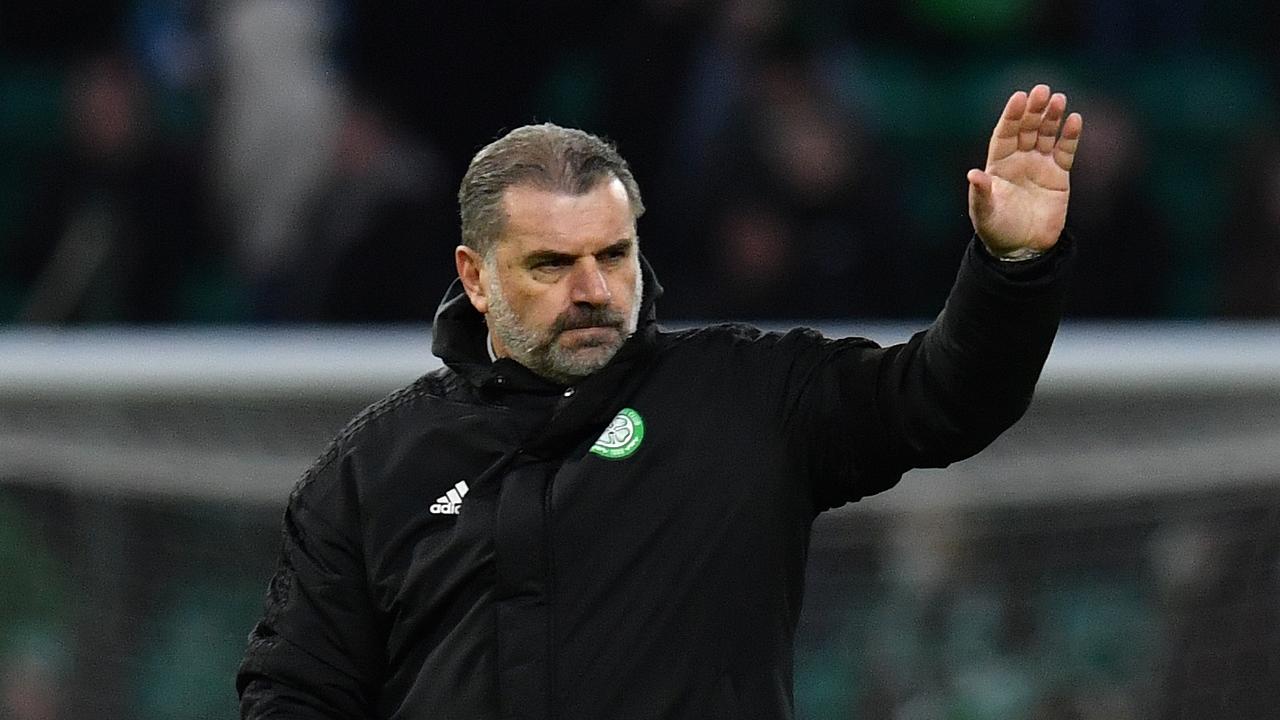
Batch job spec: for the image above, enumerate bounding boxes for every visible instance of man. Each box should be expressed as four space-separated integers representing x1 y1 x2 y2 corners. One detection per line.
238 84 1082 719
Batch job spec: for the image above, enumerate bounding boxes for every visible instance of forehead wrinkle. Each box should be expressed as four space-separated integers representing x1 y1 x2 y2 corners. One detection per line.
498 184 637 259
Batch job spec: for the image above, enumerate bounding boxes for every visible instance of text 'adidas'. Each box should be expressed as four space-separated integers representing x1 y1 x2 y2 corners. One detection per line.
429 480 470 515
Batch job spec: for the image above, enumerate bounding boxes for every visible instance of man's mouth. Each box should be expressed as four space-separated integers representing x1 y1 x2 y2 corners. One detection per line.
555 310 623 334
557 324 623 349
561 322 619 332
559 325 620 339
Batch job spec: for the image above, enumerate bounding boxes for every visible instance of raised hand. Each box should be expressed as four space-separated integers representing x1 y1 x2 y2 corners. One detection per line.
967 84 1083 256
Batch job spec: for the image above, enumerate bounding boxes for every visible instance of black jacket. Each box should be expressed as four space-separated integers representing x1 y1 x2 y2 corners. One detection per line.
238 237 1073 719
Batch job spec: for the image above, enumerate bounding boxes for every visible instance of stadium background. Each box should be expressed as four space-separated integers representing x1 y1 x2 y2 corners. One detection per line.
1 1 1278 718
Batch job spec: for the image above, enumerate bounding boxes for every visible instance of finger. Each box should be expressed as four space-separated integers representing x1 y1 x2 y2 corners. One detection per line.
1053 112 1084 171
988 91 1028 163
1037 93 1067 153
1026 83 1052 112
992 91 1028 140
1018 84 1052 152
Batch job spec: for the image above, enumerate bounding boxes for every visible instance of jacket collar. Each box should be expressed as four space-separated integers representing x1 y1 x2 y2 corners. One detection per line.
431 254 664 390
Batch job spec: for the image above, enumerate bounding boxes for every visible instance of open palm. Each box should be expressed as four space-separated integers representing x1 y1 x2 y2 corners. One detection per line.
968 84 1083 256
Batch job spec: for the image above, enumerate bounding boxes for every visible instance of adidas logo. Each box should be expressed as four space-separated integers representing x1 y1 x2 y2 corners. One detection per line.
429 480 470 515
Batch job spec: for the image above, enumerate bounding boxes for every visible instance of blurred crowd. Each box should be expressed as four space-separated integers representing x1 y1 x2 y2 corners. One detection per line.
2 0 1279 323
795 506 1280 720
2 482 1276 719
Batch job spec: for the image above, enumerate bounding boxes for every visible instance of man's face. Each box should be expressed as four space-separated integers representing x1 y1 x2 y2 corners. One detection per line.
460 178 642 383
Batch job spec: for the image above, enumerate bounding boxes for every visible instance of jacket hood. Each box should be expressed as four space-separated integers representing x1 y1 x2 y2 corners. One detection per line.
431 253 664 385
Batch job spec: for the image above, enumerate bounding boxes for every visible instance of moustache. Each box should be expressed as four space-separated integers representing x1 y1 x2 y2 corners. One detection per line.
553 307 625 334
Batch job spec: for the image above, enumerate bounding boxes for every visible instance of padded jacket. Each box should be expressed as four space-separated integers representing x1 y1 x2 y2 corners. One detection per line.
237 237 1074 719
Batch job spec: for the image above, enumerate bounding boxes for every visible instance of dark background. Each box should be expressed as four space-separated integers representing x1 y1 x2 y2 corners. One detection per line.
2 0 1278 324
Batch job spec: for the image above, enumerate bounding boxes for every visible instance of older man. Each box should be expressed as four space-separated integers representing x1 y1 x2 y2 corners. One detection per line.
238 84 1082 719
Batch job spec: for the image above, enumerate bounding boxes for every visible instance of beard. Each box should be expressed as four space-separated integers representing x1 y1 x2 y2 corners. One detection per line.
485 268 643 384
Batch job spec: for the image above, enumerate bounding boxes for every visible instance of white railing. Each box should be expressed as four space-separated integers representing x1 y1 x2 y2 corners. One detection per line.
3 322 1279 398
2 322 1279 508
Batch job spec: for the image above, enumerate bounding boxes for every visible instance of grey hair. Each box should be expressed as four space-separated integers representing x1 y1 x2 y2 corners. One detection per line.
458 123 645 257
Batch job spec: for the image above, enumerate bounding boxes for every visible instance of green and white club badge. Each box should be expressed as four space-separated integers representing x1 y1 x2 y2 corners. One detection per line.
590 408 645 459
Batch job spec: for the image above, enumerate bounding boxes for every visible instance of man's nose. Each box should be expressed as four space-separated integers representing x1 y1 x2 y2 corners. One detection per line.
569 260 612 306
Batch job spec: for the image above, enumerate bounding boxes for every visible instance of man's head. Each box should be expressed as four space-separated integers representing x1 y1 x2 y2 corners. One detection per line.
455 124 646 384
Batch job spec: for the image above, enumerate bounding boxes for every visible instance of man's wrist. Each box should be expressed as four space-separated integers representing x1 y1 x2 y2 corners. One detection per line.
994 247 1046 262
980 242 1046 262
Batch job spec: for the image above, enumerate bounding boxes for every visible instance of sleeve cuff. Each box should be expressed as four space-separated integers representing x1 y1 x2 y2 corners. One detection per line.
969 232 1076 286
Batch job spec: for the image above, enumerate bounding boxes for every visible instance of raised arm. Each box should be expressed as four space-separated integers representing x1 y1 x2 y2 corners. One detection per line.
789 85 1083 508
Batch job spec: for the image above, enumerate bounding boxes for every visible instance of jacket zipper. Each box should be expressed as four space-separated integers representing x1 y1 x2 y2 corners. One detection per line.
543 453 558 720
542 383 575 719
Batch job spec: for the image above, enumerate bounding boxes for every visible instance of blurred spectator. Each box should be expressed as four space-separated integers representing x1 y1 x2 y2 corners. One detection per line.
1 636 66 720
1219 132 1280 317
5 54 211 323
210 0 459 322
808 514 1166 720
127 0 211 93
665 0 786 184
258 98 452 321
1156 509 1280 719
1064 97 1173 317
0 497 71 720
684 46 907 319
135 576 270 720
641 0 788 316
211 0 343 306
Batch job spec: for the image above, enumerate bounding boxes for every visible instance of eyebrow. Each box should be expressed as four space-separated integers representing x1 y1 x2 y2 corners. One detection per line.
523 239 634 267
596 239 635 256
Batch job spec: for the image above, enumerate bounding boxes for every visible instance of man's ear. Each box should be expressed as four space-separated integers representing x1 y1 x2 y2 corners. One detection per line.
454 245 490 314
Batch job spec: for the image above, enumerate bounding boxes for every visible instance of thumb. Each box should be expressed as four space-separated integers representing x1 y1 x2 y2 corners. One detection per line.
967 168 992 197
967 168 993 219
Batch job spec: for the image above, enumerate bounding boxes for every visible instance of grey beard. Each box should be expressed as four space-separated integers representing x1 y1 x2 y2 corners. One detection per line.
485 270 642 384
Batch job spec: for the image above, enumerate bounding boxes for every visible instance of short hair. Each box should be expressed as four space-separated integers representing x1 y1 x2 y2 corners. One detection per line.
458 123 645 257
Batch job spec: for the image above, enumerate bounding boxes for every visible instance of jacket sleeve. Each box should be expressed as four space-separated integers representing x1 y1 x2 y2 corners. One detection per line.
237 448 385 718
787 235 1075 510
